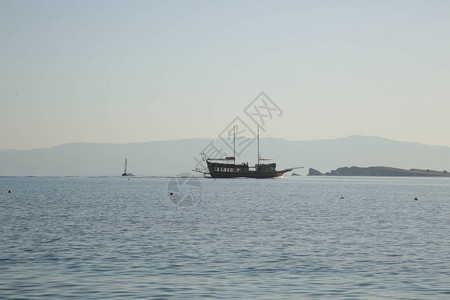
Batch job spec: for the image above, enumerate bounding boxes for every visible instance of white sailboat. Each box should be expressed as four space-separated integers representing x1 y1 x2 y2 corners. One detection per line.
122 158 134 176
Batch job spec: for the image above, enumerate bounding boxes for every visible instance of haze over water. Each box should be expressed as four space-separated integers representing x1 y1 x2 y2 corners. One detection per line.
2 1 450 150
1 176 449 298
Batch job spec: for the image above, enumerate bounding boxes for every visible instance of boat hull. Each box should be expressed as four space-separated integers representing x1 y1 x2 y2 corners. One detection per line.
206 160 291 178
208 170 289 178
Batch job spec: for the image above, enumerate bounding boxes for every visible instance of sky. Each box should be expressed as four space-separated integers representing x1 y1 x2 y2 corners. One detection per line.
1 0 450 150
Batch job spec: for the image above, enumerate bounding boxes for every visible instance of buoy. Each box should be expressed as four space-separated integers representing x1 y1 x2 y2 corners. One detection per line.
8 190 12 194
340 196 344 199
414 197 418 200
169 192 173 196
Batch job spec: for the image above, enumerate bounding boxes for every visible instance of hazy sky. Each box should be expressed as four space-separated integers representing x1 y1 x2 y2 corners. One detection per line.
1 0 449 150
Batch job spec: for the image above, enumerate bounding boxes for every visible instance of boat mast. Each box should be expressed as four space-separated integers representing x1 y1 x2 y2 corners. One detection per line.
124 158 127 173
257 126 260 165
233 125 236 165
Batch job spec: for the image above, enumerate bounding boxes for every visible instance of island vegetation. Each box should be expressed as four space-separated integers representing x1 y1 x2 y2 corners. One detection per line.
308 166 450 177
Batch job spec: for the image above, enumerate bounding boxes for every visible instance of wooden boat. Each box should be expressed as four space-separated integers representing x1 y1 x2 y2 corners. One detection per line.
198 126 300 178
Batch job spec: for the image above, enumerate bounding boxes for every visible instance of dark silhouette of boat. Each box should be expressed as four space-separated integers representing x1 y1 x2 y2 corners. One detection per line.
122 158 134 176
197 126 300 178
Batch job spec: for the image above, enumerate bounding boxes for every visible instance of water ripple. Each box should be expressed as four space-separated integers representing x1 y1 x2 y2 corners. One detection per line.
0 176 449 298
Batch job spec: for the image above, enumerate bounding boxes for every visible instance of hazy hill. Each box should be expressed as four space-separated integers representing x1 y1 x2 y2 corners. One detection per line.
309 166 450 177
1 136 450 176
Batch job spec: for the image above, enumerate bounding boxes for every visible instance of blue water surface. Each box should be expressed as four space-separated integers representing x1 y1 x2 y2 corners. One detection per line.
1 176 449 299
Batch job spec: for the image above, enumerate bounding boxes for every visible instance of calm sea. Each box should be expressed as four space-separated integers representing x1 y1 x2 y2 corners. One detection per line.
1 176 449 299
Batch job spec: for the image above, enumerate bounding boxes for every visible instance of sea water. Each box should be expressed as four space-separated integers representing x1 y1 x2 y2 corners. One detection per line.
1 176 449 299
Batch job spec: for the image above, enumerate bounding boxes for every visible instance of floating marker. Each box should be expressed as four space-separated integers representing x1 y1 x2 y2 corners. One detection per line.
8 190 12 194
340 196 344 199
414 197 418 200
170 192 173 196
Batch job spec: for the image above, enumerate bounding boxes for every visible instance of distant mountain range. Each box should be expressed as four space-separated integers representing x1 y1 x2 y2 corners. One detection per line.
1 135 450 176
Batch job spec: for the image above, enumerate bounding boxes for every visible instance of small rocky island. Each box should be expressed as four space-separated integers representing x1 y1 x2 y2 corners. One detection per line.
308 166 450 177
